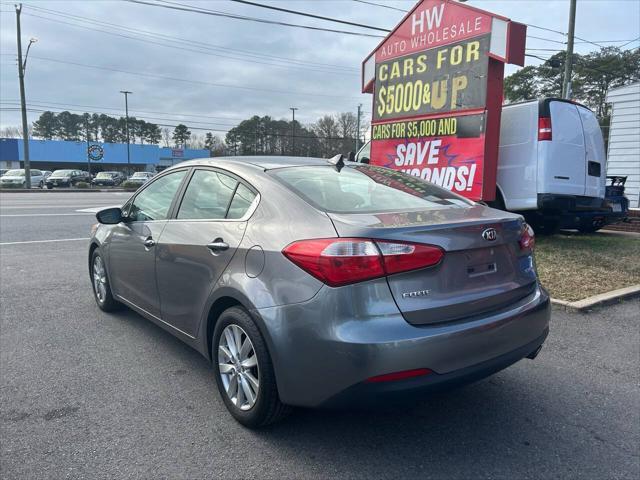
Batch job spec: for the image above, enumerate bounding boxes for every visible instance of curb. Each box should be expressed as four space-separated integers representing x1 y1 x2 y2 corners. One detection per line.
551 284 640 312
0 188 124 193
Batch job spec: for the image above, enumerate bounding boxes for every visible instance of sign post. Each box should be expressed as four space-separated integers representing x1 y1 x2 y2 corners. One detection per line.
362 0 526 202
87 144 104 188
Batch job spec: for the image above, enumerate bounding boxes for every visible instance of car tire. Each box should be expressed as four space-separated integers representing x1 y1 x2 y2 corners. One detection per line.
213 306 291 428
39 181 44 189
90 249 122 312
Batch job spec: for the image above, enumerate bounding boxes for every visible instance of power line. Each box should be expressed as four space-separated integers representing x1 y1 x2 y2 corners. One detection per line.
0 99 245 122
348 0 624 50
0 102 241 127
21 3 357 72
20 10 357 76
27 55 365 100
620 37 640 48
228 0 389 33
0 107 362 142
124 0 384 38
352 0 407 13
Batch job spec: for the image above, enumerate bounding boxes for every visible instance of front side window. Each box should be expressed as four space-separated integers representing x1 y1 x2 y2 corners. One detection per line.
177 170 238 220
128 170 187 222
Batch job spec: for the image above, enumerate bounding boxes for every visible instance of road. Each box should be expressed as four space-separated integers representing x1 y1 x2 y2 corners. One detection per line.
1 191 639 479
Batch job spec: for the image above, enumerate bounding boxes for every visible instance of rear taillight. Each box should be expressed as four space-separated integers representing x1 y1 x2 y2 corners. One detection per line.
282 238 444 287
519 223 535 251
538 116 552 141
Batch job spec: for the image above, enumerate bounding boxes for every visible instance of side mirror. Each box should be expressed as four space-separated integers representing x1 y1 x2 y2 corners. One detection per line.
360 157 370 164
96 207 124 225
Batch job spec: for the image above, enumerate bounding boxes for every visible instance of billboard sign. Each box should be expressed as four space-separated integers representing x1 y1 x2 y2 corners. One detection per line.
362 0 526 201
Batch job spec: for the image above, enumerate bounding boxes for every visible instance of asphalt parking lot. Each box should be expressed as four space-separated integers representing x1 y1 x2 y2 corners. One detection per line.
1 191 639 479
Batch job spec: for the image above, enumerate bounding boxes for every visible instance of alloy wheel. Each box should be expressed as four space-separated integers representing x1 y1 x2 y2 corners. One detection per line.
218 324 260 411
92 255 107 304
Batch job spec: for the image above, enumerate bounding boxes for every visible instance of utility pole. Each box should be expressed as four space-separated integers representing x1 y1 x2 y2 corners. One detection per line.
355 104 362 154
86 122 91 188
562 0 577 99
120 90 132 175
16 5 36 188
290 107 298 156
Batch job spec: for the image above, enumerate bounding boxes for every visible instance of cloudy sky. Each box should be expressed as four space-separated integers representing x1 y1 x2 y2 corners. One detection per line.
1 0 638 137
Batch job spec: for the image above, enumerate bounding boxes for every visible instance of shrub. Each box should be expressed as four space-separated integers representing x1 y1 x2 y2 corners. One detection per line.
76 181 89 189
122 180 140 191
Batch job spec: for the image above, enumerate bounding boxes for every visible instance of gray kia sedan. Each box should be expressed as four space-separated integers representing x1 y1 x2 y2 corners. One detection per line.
89 157 550 427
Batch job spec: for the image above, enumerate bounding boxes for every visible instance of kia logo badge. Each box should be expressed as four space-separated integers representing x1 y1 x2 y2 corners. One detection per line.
482 228 497 241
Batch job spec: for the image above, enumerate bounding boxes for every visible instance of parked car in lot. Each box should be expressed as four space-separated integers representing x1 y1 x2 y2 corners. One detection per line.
0 169 45 188
41 170 52 181
46 169 91 188
89 157 550 427
125 171 155 187
92 171 126 187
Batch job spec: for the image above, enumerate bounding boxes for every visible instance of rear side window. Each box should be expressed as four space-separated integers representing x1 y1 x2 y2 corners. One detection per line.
271 165 471 214
177 170 237 220
227 183 257 219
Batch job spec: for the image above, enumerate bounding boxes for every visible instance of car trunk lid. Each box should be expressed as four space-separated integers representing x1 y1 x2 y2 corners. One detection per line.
327 205 538 325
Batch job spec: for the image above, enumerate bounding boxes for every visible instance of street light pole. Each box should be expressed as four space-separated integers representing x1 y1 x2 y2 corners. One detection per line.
562 0 577 99
120 90 132 175
290 107 298 156
356 104 362 154
15 5 36 188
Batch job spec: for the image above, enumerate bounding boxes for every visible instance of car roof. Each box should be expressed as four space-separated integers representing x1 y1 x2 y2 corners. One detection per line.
176 156 333 171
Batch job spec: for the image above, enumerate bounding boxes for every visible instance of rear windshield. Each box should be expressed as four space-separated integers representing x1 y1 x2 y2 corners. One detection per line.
270 165 472 214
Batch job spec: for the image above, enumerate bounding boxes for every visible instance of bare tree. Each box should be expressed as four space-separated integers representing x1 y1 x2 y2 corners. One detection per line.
161 127 171 147
1 125 33 138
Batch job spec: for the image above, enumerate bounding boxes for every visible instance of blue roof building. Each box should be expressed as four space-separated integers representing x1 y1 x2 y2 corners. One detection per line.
0 138 209 172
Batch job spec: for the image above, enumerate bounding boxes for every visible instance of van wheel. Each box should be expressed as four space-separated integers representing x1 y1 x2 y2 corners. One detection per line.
213 307 291 428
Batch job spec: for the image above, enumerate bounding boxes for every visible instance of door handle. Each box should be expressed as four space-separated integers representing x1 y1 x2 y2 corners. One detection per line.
207 239 229 252
144 238 156 248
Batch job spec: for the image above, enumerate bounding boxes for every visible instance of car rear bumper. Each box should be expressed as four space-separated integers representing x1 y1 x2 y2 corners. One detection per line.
254 280 551 407
321 328 548 408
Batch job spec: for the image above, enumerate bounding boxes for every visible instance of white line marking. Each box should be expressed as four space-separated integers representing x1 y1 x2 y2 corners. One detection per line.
0 205 116 209
76 206 116 213
0 237 89 246
0 213 94 217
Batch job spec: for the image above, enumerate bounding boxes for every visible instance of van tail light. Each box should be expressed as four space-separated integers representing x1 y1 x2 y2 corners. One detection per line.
519 223 535 251
282 238 444 287
538 117 552 141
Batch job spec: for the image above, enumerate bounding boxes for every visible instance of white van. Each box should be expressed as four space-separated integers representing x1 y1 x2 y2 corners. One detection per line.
356 97 628 232
497 98 627 232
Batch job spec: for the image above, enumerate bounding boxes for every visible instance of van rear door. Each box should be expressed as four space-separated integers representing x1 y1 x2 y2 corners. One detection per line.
577 105 606 199
538 101 586 196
